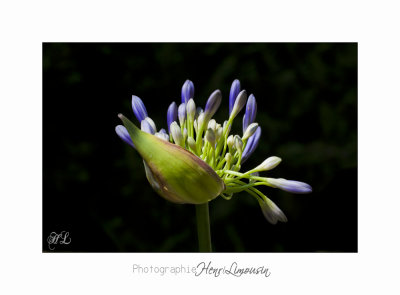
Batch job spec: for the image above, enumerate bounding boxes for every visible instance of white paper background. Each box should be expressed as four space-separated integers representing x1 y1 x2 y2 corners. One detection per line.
1 0 400 294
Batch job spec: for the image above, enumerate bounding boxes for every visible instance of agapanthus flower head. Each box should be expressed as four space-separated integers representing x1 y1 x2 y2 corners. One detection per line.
116 79 312 223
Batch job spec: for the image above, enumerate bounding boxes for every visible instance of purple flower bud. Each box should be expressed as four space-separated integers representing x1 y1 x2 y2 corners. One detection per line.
229 79 241 115
131 95 148 122
159 128 168 135
204 90 222 120
167 102 178 132
241 126 261 163
115 125 135 148
178 103 186 126
181 80 194 104
266 178 312 194
141 119 155 134
242 94 257 132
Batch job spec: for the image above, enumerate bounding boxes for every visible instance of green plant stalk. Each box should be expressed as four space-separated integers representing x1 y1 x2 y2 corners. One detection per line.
195 202 212 252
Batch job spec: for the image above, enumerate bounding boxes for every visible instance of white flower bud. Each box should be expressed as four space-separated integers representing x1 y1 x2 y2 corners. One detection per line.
186 98 196 121
227 135 235 150
242 122 259 141
234 135 243 152
254 156 282 172
197 112 206 131
170 121 184 147
207 119 216 131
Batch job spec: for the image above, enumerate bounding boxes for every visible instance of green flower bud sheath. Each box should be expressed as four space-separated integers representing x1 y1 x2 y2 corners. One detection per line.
119 114 225 205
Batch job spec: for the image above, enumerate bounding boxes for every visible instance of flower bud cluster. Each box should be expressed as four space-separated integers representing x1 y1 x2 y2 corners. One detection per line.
116 79 312 223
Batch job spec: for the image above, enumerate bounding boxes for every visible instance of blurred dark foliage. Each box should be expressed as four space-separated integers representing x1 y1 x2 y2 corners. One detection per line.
43 43 357 252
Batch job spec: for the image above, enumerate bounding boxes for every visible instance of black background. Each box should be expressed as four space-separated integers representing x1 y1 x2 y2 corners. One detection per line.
43 43 357 252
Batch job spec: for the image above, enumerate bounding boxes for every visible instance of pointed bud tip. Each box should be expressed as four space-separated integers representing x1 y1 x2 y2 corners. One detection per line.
213 89 221 95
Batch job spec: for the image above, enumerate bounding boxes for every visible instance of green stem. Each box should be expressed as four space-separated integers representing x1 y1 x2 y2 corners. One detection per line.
195 203 212 252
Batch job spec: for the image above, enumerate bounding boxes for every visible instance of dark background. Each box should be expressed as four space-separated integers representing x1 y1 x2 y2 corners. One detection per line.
43 43 357 252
